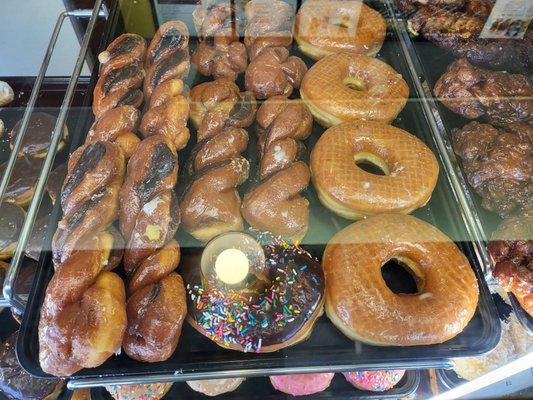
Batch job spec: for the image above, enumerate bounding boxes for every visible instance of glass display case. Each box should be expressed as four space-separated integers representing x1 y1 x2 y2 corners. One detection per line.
0 0 531 399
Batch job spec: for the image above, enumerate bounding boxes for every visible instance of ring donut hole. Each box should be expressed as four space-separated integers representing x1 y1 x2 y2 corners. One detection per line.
381 255 426 295
343 76 368 92
353 151 389 176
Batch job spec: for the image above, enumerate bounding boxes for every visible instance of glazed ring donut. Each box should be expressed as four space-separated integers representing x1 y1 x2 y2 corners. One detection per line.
301 53 409 126
184 234 325 353
310 121 439 219
323 213 479 345
294 0 386 60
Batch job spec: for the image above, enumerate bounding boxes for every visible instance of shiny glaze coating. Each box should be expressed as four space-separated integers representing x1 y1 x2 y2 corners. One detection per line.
144 21 190 102
0 203 25 260
294 0 386 60
301 53 409 126
187 378 245 397
0 157 40 207
184 232 325 352
9 112 68 158
323 213 479 345
311 121 439 219
245 47 307 100
86 105 140 158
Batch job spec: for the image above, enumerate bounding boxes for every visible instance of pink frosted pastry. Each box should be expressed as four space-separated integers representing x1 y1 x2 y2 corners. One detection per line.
343 370 405 392
105 383 172 400
270 373 334 396
186 378 245 396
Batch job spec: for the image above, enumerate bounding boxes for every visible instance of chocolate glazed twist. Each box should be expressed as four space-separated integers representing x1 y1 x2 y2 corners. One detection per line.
93 34 147 119
40 141 127 376
180 78 256 242
242 96 312 241
192 2 248 80
118 21 190 363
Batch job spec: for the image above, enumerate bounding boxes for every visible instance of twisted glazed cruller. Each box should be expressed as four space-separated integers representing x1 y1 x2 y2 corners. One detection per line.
180 78 256 242
40 141 127 376
242 96 312 241
192 2 248 80
93 34 146 119
144 21 190 102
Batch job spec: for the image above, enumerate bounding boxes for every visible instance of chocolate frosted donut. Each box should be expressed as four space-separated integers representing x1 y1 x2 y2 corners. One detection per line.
184 232 325 352
0 203 25 260
0 157 41 207
9 113 68 158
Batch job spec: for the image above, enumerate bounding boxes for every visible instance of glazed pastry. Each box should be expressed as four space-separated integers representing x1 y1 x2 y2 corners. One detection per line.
0 203 25 260
46 163 67 205
71 389 92 400
9 112 68 158
242 96 312 241
140 78 190 151
181 78 255 242
143 21 190 102
310 121 439 219
0 81 14 106
343 370 405 391
270 373 334 396
185 232 325 352
24 216 49 261
452 121 532 215
0 157 41 207
244 0 294 59
301 53 409 126
119 136 186 362
93 33 147 118
294 0 386 60
434 59 532 126
86 105 141 158
40 140 127 376
105 383 173 400
245 47 307 100
323 213 479 345
189 78 256 141
192 2 248 80
0 331 64 400
488 213 532 317
51 141 125 265
186 378 245 397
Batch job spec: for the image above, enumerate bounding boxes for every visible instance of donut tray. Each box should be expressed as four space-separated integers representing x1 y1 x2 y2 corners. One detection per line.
17 0 499 387
89 370 420 400
388 3 533 333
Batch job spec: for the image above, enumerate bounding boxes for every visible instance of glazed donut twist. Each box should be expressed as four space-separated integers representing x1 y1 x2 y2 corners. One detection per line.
242 96 312 241
144 21 190 102
93 34 146 119
40 141 127 376
244 0 294 60
192 2 248 80
118 22 189 362
181 78 256 242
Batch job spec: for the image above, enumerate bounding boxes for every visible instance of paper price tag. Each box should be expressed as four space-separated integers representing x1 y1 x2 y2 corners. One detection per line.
480 0 533 39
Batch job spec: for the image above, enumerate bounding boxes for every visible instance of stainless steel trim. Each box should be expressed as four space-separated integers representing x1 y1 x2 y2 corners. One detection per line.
3 1 106 311
385 0 491 275
66 363 431 389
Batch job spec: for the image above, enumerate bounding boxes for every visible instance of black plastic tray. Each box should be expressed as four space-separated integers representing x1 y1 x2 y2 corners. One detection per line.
395 11 533 333
436 369 465 391
90 370 420 400
18 0 499 383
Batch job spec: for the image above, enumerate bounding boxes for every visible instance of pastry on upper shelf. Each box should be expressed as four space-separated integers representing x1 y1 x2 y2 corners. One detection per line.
244 0 294 59
192 2 248 80
294 0 386 60
408 3 531 72
0 157 41 207
245 47 307 100
488 212 532 317
0 81 14 106
452 121 532 216
9 113 68 158
0 331 64 400
434 59 532 127
0 203 25 260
